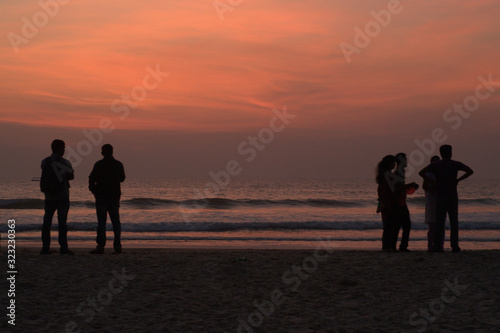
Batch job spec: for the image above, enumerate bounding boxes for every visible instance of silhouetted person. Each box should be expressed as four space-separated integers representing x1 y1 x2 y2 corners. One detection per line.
423 156 440 252
89 144 125 254
376 155 398 251
419 145 473 252
393 153 419 252
40 139 74 255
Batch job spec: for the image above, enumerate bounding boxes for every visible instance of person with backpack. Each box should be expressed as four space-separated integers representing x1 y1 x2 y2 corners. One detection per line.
88 144 126 254
40 139 75 255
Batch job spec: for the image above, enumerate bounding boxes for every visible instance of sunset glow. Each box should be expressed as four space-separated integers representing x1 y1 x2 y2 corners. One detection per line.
1 0 499 179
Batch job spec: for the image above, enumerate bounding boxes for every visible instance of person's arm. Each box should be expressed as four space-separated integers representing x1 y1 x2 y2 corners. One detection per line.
457 163 473 183
419 165 433 183
405 182 419 190
392 171 405 195
119 162 126 183
65 160 75 181
88 164 98 193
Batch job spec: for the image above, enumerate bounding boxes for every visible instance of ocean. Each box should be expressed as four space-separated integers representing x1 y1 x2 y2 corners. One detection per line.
2 178 500 250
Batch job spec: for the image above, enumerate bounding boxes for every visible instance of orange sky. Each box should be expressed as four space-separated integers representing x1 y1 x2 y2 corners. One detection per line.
1 0 500 179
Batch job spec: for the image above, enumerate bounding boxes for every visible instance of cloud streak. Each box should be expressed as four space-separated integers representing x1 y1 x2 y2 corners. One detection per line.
0 0 499 164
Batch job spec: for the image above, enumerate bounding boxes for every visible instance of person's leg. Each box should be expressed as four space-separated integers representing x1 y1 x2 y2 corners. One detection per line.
425 199 433 251
382 218 390 250
95 200 108 249
42 200 57 252
108 199 122 251
391 209 401 250
56 198 70 252
448 196 460 250
399 206 411 251
434 197 447 252
427 223 436 252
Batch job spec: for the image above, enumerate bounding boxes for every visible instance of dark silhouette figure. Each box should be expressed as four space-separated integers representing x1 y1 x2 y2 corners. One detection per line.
89 144 126 254
376 155 398 251
419 145 473 252
423 155 440 252
393 153 419 252
40 139 74 255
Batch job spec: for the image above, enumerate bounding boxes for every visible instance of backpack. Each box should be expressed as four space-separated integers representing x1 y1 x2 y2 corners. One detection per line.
40 158 68 194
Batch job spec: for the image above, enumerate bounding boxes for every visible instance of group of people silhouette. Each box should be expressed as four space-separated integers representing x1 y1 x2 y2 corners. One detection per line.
40 139 474 255
40 139 125 255
376 144 474 253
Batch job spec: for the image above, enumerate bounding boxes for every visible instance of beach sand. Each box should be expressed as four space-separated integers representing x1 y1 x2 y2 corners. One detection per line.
2 248 500 332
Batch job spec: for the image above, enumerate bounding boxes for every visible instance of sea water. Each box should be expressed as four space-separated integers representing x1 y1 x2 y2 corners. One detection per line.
2 178 500 250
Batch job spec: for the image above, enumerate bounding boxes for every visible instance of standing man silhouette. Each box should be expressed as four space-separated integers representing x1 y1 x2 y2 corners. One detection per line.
89 144 126 254
419 145 473 252
40 139 74 255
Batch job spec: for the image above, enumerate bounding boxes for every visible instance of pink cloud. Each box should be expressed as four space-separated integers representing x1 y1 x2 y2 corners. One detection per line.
0 0 498 137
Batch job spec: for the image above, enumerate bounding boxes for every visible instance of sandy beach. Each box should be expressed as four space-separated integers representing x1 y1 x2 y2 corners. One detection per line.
2 248 500 332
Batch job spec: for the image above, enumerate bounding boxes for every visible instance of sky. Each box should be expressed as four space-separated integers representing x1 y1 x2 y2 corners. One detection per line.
1 0 500 181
